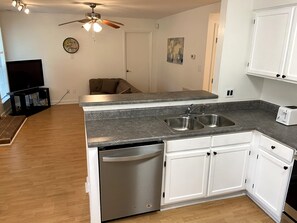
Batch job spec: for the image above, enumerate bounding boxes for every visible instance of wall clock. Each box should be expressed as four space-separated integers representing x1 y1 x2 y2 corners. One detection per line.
63 37 79 54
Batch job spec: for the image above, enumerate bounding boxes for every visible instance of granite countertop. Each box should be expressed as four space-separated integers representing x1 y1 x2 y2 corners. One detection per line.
85 109 297 151
79 90 218 107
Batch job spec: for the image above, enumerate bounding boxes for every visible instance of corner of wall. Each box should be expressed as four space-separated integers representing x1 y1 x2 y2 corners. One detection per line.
214 0 264 102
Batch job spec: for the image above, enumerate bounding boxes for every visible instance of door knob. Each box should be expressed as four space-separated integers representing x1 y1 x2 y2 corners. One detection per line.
126 69 131 72
282 75 286 79
276 74 280 78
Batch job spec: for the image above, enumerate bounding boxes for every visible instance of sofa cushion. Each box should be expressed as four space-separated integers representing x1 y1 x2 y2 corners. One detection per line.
119 88 131 94
116 80 132 93
89 78 141 95
89 79 103 94
101 79 119 94
90 92 105 95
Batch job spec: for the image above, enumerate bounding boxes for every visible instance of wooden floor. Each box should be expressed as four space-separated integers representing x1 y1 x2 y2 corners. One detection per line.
0 104 273 223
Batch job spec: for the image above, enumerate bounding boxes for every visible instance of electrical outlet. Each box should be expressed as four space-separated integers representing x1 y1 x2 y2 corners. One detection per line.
226 89 234 98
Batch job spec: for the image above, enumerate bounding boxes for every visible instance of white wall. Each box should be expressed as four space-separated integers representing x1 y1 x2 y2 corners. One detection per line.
0 12 156 103
155 3 221 92
251 0 297 105
261 79 297 105
212 0 263 102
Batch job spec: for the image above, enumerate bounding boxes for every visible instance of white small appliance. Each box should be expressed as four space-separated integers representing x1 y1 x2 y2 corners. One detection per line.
276 106 297 126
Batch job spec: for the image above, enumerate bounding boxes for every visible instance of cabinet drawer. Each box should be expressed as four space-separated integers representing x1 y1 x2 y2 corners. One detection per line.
166 136 211 152
259 135 294 163
212 132 252 147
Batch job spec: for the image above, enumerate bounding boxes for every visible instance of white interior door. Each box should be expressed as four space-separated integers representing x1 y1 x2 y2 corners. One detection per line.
203 13 220 92
125 32 151 92
208 23 219 92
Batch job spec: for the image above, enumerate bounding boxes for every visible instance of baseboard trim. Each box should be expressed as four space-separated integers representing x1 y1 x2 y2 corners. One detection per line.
161 191 246 211
51 99 79 105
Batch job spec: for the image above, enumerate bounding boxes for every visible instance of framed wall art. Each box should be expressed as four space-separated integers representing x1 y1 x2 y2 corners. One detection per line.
167 37 184 64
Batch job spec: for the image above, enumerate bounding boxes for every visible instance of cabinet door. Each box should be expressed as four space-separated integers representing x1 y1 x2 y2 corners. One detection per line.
284 9 297 81
208 145 249 196
164 149 210 204
248 7 294 78
253 149 291 219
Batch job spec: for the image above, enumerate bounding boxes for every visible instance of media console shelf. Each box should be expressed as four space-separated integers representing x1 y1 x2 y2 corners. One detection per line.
9 87 51 116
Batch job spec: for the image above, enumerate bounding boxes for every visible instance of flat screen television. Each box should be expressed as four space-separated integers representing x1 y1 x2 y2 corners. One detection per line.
6 59 44 92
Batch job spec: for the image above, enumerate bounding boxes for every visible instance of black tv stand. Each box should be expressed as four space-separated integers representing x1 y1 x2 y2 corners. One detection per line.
9 87 51 116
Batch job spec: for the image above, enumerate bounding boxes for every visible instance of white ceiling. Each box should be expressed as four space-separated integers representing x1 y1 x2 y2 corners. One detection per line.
0 0 221 19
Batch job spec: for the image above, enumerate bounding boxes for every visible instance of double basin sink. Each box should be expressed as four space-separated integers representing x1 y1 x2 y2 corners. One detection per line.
164 114 235 131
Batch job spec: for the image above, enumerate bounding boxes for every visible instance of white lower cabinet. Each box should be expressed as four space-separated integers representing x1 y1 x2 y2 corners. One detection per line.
246 133 294 221
252 149 292 220
208 145 249 196
164 149 210 204
163 132 294 222
163 132 251 205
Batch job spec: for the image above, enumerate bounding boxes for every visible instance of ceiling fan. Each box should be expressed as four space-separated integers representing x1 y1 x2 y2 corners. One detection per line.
58 2 124 32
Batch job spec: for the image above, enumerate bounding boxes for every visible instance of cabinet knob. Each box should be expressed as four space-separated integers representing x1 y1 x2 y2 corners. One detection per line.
207 152 211 156
213 151 217 156
284 166 288 170
276 74 280 78
282 75 286 79
271 146 275 150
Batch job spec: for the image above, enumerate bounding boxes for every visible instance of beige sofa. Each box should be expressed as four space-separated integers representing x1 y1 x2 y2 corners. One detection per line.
89 78 141 95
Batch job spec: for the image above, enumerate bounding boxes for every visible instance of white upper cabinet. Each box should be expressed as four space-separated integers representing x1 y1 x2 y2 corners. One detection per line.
248 7 296 81
284 9 297 81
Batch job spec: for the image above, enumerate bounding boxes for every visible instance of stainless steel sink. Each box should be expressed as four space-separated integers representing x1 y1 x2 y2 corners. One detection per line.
197 114 235 128
164 116 204 131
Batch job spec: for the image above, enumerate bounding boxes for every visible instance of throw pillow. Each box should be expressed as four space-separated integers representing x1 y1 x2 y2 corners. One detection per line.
101 80 119 94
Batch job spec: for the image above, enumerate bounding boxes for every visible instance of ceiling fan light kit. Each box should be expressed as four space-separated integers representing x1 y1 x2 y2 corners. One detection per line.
11 0 17 7
58 2 124 33
92 22 102 32
83 22 92 32
11 0 30 14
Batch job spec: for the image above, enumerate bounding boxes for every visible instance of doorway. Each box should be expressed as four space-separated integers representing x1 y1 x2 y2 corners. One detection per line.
203 13 220 92
125 32 151 93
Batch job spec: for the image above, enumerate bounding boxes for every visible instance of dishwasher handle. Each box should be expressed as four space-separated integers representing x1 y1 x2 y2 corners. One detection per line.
102 149 162 163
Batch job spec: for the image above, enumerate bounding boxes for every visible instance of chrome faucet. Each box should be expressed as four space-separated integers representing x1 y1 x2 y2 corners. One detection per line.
185 104 206 116
200 104 206 114
185 104 195 116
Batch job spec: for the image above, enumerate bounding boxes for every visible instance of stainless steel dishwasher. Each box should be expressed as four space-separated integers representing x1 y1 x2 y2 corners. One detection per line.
99 141 164 222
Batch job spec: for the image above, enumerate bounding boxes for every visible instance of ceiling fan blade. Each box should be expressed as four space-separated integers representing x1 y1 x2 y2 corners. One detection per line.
58 19 90 26
78 18 91 23
101 20 121 29
102 19 124 26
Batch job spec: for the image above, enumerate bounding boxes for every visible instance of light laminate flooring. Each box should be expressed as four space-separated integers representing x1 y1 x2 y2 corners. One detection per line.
0 104 273 223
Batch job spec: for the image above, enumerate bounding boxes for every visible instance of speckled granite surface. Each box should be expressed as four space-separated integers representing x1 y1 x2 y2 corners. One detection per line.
85 108 297 151
84 100 270 121
79 90 218 107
